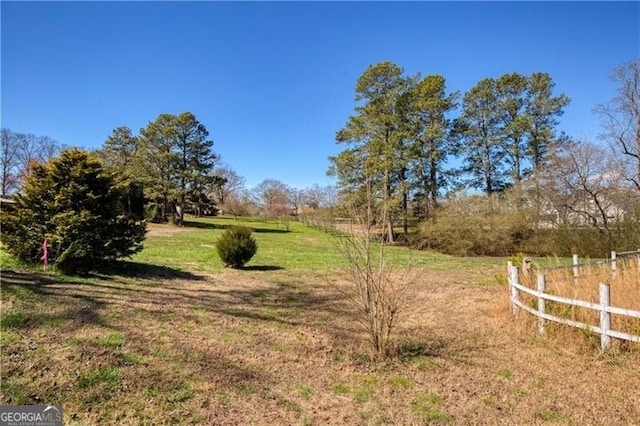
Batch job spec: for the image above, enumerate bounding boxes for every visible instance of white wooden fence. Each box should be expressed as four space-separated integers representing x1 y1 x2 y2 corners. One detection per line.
508 251 640 349
534 250 640 277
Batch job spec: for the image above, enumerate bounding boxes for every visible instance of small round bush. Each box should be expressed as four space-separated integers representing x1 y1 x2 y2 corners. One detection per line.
215 226 257 268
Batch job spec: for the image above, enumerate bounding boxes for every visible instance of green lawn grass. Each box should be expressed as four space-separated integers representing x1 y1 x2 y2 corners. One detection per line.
133 216 501 274
1 216 503 275
0 242 24 270
127 217 343 274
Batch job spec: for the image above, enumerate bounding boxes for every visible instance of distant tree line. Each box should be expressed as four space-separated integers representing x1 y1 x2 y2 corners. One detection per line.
1 112 338 230
330 58 640 255
99 112 341 229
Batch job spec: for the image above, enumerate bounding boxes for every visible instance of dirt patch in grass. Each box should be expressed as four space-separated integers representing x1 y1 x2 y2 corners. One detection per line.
146 223 193 237
1 265 638 425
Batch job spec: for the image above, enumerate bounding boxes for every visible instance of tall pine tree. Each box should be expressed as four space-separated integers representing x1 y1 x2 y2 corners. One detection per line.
457 78 508 195
138 112 218 224
405 75 458 220
329 62 413 242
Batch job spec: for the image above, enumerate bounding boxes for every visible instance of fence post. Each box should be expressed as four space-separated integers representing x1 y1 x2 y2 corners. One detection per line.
611 251 617 274
522 256 532 276
537 274 546 334
509 264 520 316
572 254 579 279
599 283 611 349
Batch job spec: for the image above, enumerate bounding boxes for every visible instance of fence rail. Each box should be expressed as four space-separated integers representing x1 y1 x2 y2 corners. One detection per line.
508 261 640 349
529 249 640 275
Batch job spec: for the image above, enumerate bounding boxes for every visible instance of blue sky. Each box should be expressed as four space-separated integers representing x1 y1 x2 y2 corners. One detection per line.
2 1 638 189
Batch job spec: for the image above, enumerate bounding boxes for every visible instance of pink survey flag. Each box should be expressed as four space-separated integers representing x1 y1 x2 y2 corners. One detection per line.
41 237 48 272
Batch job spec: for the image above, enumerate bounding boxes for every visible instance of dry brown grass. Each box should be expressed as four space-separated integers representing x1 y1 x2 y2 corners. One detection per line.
1 263 639 425
519 255 640 351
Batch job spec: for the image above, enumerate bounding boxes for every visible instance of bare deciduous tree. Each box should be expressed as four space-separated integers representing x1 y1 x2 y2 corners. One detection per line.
251 179 290 217
332 173 413 360
1 129 20 196
0 129 60 195
540 141 638 247
304 184 337 210
210 165 246 213
596 58 640 191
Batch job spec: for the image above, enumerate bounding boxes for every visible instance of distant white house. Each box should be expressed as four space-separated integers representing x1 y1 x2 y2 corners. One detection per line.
539 191 632 229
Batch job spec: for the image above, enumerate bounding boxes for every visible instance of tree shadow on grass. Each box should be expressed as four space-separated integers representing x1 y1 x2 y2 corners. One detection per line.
182 219 292 234
251 227 292 234
96 261 206 281
198 281 360 334
182 220 226 231
1 267 371 364
239 265 284 271
395 339 450 359
393 328 491 366
1 269 81 291
0 261 205 284
0 270 108 329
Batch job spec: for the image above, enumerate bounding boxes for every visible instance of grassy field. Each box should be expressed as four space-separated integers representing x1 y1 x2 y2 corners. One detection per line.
1 216 639 425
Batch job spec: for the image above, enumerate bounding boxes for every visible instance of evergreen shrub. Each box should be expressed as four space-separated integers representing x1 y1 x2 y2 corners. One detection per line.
215 226 257 268
0 149 146 274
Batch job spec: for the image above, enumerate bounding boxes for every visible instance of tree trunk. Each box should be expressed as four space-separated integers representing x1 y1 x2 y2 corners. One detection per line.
514 142 522 182
162 197 168 222
402 190 408 239
176 203 184 226
383 168 394 244
400 165 408 239
429 155 438 217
